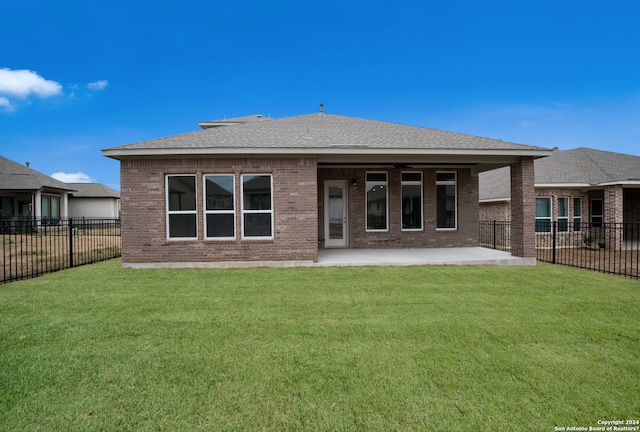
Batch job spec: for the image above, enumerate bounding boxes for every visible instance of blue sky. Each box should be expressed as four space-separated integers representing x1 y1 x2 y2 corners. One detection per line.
1 0 639 191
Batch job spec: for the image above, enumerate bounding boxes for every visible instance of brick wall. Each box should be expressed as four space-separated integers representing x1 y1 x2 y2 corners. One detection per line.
479 201 510 221
317 167 479 249
510 158 535 258
120 157 318 265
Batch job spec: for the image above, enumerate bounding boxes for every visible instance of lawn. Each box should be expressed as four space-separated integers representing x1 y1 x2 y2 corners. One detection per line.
1 260 638 431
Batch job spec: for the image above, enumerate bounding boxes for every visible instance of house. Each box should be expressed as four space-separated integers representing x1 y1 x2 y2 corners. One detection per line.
67 183 121 218
479 147 640 248
101 110 552 268
0 155 75 220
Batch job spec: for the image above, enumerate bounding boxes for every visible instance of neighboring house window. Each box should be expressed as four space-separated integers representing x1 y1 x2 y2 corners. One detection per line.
166 175 197 239
436 172 456 229
401 172 423 230
591 199 603 228
1 197 14 218
41 195 60 219
366 172 388 231
558 197 569 232
204 174 235 239
535 197 552 233
242 174 273 238
573 197 582 232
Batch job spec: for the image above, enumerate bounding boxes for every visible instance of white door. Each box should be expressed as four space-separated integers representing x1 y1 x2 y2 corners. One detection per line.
325 181 348 247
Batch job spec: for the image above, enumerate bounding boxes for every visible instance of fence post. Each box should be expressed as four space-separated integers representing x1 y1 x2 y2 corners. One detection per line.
69 218 74 268
493 220 497 250
552 221 557 265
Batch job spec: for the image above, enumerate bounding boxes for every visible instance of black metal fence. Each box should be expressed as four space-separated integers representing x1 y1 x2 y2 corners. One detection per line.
1 218 121 284
480 220 640 279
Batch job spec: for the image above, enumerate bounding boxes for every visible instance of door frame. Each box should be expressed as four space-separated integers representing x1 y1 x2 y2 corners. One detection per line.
324 180 349 248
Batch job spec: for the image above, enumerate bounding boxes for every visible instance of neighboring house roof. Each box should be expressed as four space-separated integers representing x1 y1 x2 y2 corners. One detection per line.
479 148 640 201
67 183 120 198
103 113 551 165
0 156 75 192
198 114 272 129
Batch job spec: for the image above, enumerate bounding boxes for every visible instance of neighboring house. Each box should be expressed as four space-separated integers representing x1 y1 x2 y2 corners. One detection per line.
0 155 75 220
479 147 640 247
67 183 120 218
101 111 552 267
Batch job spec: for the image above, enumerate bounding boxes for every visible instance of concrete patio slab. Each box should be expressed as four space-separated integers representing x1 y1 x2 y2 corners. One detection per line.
317 247 535 267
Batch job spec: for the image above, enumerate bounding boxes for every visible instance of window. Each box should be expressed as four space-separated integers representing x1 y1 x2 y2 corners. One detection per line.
204 175 235 239
166 175 197 239
558 197 569 232
573 197 582 232
242 174 273 238
1 197 14 218
436 172 456 229
401 172 422 230
591 199 603 228
366 172 388 231
535 197 552 233
41 195 60 219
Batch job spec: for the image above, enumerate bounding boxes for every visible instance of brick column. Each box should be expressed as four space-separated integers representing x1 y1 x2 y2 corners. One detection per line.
604 184 623 250
510 157 536 258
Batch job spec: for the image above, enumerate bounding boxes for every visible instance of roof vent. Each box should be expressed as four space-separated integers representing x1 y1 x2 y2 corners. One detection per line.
26 162 30 168
319 103 325 115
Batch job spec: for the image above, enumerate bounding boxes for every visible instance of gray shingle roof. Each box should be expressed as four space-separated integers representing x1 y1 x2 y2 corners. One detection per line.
479 148 640 201
67 183 120 198
0 156 75 192
104 113 550 154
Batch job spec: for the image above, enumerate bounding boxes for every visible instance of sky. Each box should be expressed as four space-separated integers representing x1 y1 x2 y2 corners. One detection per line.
1 0 639 191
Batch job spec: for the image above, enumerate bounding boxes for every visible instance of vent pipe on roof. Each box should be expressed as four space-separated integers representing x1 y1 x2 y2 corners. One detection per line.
26 162 30 168
319 103 325 115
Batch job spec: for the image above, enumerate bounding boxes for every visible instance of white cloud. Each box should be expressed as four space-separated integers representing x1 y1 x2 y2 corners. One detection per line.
0 96 13 112
51 172 94 183
87 80 108 91
0 68 63 98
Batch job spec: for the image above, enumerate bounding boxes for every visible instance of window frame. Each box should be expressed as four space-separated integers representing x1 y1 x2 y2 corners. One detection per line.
557 196 569 232
241 174 274 240
166 174 198 241
203 174 236 240
365 171 389 232
573 197 582 232
435 171 457 230
535 196 552 233
401 171 423 231
591 199 603 228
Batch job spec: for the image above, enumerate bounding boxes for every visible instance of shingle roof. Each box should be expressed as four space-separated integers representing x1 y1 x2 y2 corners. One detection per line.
104 113 550 155
479 148 640 201
67 183 120 198
0 156 75 192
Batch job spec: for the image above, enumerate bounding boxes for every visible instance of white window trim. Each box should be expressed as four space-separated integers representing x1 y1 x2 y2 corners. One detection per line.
203 174 236 240
241 174 274 240
436 171 457 230
166 174 198 241
557 196 569 232
365 171 389 232
573 197 582 232
401 171 423 231
535 196 552 234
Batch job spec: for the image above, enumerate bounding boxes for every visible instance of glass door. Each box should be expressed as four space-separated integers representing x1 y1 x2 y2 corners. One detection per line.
325 181 348 247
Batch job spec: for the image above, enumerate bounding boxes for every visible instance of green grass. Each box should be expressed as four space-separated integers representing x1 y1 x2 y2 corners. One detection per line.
1 260 638 431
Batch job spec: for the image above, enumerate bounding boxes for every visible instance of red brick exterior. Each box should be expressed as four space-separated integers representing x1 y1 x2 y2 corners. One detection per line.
317 167 479 249
510 157 536 258
120 157 318 265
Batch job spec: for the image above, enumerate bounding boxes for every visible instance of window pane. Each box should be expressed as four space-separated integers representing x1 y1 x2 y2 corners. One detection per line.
573 198 582 217
536 220 551 233
536 198 551 217
592 199 603 215
402 172 421 182
243 175 271 210
41 196 50 218
169 214 197 238
168 176 196 211
402 184 422 229
437 185 456 228
366 184 387 230
558 198 568 217
51 197 60 218
206 214 234 238
437 172 455 182
244 213 272 237
366 172 387 182
205 175 234 210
